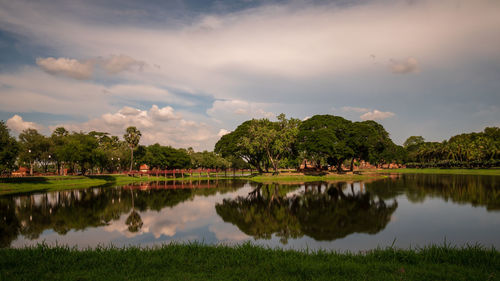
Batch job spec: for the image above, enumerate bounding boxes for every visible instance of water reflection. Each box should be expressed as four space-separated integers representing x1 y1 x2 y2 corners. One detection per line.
367 174 500 211
0 174 499 249
216 182 397 244
0 180 245 247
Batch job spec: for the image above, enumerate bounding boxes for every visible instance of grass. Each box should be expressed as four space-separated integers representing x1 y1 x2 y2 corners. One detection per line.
250 173 384 183
377 168 500 176
0 243 498 281
0 174 243 195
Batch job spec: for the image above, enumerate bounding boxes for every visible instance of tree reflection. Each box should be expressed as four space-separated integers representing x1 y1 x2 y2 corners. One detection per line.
216 182 397 244
0 179 246 247
125 190 143 233
366 174 500 211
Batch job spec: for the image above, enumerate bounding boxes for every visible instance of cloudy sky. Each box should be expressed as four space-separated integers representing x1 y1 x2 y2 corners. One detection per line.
0 0 499 150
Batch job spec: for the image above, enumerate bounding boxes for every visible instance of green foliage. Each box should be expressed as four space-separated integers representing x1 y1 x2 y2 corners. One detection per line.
189 150 230 169
215 120 267 172
297 115 351 170
0 121 18 174
408 127 500 167
216 114 403 173
404 136 425 148
124 126 142 172
242 114 300 173
18 128 51 174
142 143 191 169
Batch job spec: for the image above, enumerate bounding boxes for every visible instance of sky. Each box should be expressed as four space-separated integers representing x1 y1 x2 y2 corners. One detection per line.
0 0 499 151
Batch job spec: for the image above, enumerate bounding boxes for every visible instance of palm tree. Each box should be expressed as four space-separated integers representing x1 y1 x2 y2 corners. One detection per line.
124 126 141 172
126 190 143 232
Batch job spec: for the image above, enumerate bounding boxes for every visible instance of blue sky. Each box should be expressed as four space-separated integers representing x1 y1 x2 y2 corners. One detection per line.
0 0 499 150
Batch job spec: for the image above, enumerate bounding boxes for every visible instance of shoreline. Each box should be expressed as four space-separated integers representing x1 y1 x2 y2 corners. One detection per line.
1 168 499 195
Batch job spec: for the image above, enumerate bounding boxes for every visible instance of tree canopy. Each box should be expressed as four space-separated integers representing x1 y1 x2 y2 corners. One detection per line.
0 121 19 174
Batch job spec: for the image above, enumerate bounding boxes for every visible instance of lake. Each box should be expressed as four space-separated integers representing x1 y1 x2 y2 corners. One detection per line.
1 174 499 251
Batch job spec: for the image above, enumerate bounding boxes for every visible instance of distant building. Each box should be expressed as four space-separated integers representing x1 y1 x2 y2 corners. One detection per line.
11 167 28 177
139 164 149 172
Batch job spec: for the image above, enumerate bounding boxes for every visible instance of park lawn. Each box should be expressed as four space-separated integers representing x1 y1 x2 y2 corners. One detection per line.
378 168 500 176
0 174 239 195
0 243 498 281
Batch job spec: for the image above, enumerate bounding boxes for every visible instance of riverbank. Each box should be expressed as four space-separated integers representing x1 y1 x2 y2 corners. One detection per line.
376 168 500 176
249 173 384 183
0 174 239 195
1 243 498 281
1 168 499 195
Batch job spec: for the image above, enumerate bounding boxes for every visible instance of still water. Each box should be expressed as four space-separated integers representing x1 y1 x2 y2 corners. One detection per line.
1 174 499 251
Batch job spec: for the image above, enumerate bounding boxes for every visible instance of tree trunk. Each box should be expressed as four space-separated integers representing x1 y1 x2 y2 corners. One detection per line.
337 161 343 173
129 147 134 172
350 158 355 172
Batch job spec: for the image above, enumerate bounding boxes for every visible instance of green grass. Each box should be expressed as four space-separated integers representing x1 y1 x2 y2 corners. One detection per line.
0 174 244 195
0 243 498 281
250 173 384 183
377 168 500 176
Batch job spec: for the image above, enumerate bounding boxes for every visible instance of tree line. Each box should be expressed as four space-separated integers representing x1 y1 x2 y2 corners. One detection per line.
0 122 239 176
1 114 499 175
403 127 500 168
216 114 499 172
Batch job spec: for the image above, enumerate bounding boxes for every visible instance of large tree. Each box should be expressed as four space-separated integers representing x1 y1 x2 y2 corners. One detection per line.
18 128 48 175
0 121 19 174
58 132 99 175
242 114 300 173
297 115 353 172
143 144 190 170
215 120 266 172
123 126 141 172
51 127 69 175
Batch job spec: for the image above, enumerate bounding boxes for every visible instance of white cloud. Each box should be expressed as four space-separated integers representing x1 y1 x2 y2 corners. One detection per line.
149 105 181 121
36 57 94 80
360 110 395 121
217 129 230 137
0 68 194 116
341 106 395 121
207 99 275 122
3 0 499 101
389 57 419 74
0 68 112 115
0 0 499 147
6 115 44 133
36 55 145 80
99 54 145 74
119 106 142 116
52 105 219 150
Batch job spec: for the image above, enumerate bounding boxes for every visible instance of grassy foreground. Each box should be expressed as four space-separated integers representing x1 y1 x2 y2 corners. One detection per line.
1 243 499 281
378 168 500 176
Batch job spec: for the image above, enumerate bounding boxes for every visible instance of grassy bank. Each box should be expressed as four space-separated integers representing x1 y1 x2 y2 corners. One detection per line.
0 174 241 195
1 243 498 281
377 168 500 176
250 173 384 183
